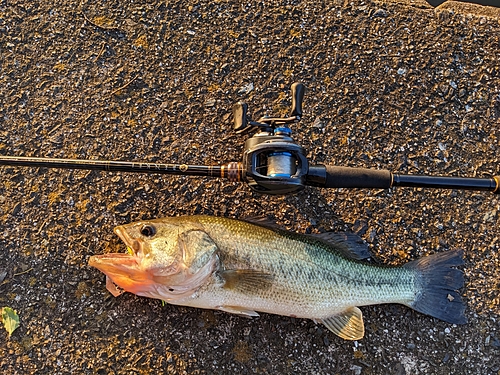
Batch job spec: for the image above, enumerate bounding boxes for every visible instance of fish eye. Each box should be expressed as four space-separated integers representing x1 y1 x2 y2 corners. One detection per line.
140 224 156 237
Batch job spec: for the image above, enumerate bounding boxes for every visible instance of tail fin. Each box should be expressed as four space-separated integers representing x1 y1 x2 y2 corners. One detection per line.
404 249 467 324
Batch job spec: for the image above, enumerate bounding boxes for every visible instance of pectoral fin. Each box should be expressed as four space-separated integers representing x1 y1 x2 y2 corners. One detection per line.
320 307 365 340
220 270 274 295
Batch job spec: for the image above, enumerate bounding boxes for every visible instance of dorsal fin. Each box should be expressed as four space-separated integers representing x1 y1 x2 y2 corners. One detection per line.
312 232 371 260
241 216 283 230
243 216 371 260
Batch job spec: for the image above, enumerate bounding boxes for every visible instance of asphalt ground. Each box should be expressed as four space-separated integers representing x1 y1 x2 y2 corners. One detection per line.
1 0 499 374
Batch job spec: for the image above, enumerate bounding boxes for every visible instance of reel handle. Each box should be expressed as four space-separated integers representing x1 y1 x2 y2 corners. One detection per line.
233 102 249 134
290 82 305 118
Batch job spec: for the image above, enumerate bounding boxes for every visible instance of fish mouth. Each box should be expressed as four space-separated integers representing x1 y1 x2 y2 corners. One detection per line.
88 253 146 295
88 226 150 296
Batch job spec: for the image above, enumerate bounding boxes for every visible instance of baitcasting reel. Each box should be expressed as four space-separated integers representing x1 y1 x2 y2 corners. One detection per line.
233 83 309 194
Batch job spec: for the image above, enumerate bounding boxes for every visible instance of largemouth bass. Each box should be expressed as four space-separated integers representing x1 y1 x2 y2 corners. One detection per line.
88 215 466 340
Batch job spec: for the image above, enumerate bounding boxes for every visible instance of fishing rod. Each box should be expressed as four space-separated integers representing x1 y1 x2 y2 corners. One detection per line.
0 83 498 195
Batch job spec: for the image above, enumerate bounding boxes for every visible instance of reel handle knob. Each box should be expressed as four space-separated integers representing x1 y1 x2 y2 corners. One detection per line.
290 82 305 118
233 102 249 134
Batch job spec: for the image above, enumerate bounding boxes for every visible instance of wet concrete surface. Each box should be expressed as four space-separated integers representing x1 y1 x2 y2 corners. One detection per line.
1 0 499 374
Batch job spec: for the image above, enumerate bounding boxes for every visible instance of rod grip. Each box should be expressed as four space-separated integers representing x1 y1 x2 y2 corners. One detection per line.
323 166 392 189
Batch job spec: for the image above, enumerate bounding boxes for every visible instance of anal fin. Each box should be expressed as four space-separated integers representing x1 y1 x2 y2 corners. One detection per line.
320 307 365 340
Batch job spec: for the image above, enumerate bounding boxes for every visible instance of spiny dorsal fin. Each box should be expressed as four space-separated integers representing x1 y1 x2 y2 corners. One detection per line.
312 232 371 260
241 216 283 230
243 217 371 261
220 269 274 295
320 307 365 340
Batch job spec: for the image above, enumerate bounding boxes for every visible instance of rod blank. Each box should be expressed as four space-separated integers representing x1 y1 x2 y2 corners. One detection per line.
0 156 222 177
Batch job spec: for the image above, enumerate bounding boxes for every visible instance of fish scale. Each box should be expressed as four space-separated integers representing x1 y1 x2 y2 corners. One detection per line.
89 215 466 340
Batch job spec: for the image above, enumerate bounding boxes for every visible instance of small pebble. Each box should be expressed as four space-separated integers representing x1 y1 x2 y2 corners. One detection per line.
373 9 387 17
11 202 22 216
350 365 362 375
204 99 216 107
368 228 377 243
238 82 254 95
442 353 450 363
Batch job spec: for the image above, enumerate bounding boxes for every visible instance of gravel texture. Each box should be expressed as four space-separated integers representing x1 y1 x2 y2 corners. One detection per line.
1 0 499 374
